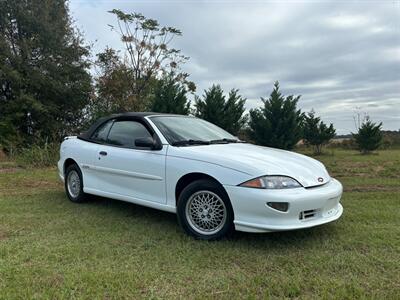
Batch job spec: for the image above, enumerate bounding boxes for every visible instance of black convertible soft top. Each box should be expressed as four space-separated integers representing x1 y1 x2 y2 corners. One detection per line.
78 112 175 141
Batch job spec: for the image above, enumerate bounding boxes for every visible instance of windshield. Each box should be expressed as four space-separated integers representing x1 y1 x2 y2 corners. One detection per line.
150 116 238 145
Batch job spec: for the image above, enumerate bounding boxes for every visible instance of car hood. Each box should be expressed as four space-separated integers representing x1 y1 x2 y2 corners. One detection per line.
167 143 330 187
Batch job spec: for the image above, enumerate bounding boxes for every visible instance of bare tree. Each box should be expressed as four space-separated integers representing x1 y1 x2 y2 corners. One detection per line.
108 9 194 111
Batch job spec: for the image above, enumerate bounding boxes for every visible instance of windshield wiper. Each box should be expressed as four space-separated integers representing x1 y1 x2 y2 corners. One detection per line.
209 138 242 144
171 139 211 146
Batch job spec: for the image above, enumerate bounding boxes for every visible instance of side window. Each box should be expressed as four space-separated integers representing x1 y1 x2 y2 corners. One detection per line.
107 120 152 148
91 120 113 143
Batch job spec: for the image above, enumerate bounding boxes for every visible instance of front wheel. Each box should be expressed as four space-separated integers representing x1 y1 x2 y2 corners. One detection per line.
177 179 234 240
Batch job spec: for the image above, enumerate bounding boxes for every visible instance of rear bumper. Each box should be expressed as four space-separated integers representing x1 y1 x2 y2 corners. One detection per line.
224 178 343 233
57 159 64 182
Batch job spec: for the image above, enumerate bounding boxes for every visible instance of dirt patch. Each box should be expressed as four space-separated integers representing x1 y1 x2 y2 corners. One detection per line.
0 230 9 241
0 177 63 197
374 165 385 173
343 162 371 168
22 179 61 189
333 160 400 178
49 274 64 287
0 149 7 161
345 185 400 192
0 167 20 173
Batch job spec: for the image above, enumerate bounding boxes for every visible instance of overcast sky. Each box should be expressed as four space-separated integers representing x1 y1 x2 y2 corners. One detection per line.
70 0 400 134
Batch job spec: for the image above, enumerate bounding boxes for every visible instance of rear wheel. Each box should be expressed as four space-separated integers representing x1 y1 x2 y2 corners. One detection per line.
65 164 86 203
177 179 234 240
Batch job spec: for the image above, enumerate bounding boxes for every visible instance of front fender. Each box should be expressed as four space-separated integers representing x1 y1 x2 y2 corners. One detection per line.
165 155 252 207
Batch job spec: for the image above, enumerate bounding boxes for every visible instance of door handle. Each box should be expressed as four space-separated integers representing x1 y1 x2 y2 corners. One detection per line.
99 151 107 156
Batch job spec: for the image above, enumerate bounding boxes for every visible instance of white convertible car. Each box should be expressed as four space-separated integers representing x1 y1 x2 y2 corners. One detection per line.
58 112 343 240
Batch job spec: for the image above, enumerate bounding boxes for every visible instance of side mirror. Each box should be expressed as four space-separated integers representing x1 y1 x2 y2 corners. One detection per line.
135 137 157 149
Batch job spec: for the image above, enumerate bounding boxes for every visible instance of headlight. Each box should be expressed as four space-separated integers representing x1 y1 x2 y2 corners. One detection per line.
239 176 302 189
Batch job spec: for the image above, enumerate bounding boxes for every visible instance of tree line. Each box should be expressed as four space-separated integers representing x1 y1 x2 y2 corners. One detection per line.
0 1 383 155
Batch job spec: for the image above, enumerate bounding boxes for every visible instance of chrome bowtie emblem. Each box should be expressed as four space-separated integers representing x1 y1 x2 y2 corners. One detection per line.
318 177 324 182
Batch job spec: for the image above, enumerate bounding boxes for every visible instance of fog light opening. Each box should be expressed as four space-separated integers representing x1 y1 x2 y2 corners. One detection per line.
267 202 289 212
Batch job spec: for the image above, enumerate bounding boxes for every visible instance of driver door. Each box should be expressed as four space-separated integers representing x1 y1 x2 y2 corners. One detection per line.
92 119 167 204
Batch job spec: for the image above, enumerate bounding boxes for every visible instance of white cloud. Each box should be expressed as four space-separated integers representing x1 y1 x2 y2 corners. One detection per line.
69 0 400 133
325 14 371 29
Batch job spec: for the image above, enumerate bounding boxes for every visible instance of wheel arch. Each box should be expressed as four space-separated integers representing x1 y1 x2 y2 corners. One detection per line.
63 158 78 175
175 172 230 205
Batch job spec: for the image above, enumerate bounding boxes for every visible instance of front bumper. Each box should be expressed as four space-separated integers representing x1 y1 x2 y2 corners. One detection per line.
224 178 343 233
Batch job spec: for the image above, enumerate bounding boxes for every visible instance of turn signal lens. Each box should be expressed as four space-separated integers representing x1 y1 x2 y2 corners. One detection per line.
239 178 264 188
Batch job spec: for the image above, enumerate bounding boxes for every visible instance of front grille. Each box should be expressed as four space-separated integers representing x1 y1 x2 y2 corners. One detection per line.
299 209 317 220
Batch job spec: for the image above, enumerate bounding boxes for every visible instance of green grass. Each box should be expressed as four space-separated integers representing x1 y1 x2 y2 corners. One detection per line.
0 149 399 299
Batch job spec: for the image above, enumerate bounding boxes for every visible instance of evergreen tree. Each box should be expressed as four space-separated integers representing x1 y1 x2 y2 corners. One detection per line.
353 117 383 154
248 81 303 149
224 89 247 135
303 110 336 154
0 0 92 146
150 74 190 115
195 85 226 127
195 85 247 135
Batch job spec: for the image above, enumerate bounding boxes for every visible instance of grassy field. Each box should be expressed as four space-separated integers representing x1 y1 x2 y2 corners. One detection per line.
0 149 399 299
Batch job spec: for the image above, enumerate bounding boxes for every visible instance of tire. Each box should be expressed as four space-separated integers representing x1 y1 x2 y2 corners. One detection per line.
177 179 234 240
65 163 86 203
